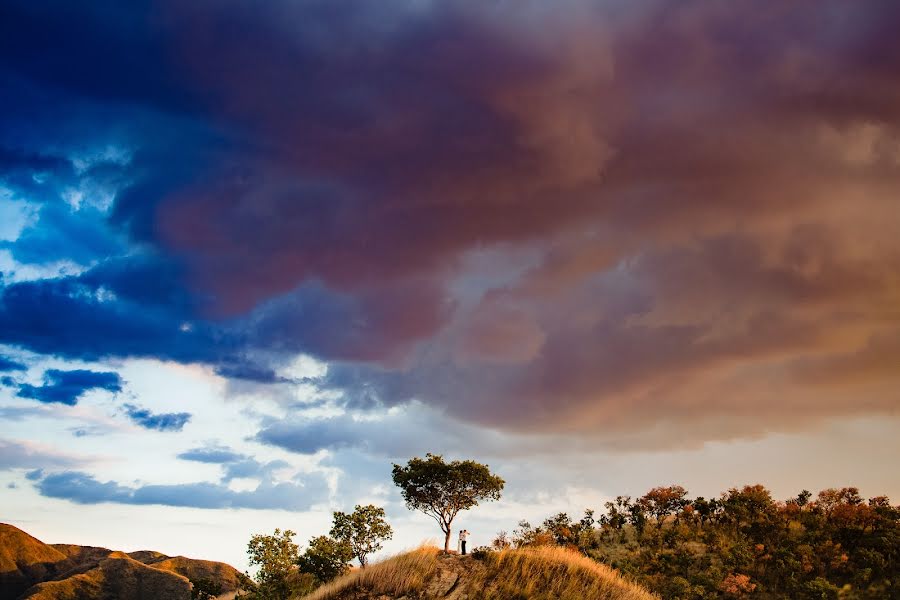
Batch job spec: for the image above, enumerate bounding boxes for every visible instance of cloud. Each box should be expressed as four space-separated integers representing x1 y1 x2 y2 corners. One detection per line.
0 406 47 420
0 355 26 372
5 202 125 267
0 0 899 448
0 438 91 471
122 403 191 432
177 445 247 464
0 265 236 364
16 369 122 406
33 470 328 510
176 443 289 482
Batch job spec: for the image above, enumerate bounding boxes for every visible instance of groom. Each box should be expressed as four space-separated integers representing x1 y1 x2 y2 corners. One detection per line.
459 529 469 555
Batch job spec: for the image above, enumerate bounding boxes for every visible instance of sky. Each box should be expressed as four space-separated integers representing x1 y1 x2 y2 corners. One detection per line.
1 0 899 573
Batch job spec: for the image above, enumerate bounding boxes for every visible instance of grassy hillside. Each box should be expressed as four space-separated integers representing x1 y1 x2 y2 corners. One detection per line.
0 522 244 600
474 546 658 600
301 545 657 600
152 555 245 593
0 524 74 599
21 553 192 600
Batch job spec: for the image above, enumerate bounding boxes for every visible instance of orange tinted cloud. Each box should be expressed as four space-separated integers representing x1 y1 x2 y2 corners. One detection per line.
145 0 900 446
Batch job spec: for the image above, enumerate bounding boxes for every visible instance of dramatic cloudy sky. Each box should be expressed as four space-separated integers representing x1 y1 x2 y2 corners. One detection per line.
2 0 899 571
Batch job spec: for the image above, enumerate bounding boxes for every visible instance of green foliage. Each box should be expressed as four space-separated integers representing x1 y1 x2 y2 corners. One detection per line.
330 504 393 568
297 535 354 583
392 453 505 552
240 528 301 600
513 511 599 554
639 486 690 529
190 577 223 600
512 485 900 599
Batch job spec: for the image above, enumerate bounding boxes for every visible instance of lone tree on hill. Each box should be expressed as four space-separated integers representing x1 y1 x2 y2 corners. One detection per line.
392 453 505 553
330 504 393 568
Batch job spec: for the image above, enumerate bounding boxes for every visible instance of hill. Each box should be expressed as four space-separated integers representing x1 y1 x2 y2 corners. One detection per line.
0 523 244 600
20 552 192 600
301 545 657 600
0 525 75 599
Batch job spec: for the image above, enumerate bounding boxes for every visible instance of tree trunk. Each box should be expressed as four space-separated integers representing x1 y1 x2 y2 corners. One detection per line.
444 528 452 553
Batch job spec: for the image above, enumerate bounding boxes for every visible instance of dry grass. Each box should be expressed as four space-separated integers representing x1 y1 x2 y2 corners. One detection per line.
300 545 441 600
22 554 193 600
296 544 656 600
473 546 658 600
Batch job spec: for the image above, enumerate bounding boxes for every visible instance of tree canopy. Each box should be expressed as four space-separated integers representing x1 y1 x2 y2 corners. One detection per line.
297 535 353 583
392 453 504 552
241 528 302 600
503 484 900 599
330 504 393 568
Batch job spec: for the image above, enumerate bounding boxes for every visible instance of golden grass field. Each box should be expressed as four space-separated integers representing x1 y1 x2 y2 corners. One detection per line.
301 544 657 600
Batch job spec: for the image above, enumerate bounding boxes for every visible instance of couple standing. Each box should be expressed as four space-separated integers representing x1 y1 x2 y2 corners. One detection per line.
457 529 470 555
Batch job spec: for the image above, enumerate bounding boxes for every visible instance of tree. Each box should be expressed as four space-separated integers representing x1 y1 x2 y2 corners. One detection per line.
190 578 223 600
297 535 353 583
330 504 393 568
243 528 300 600
639 485 690 529
392 453 505 553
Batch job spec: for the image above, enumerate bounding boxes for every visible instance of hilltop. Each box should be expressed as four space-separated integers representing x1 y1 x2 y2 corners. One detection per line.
0 523 243 600
301 545 657 600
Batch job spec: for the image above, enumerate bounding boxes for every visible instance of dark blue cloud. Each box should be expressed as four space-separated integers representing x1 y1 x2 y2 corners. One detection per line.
16 369 121 406
6 203 125 267
0 355 26 372
213 364 292 384
0 1 203 115
0 275 235 363
34 470 328 510
122 404 191 432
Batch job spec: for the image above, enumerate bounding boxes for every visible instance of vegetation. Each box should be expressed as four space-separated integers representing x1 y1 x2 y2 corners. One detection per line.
240 507 394 598
330 504 393 568
302 545 655 600
471 545 658 600
296 535 353 583
240 528 304 600
392 453 505 553
501 485 900 599
235 456 899 599
190 577 223 599
302 546 442 600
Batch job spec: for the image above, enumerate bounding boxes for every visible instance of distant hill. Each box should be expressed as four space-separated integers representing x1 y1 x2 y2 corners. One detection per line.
301 545 657 600
0 523 244 600
1 525 75 598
